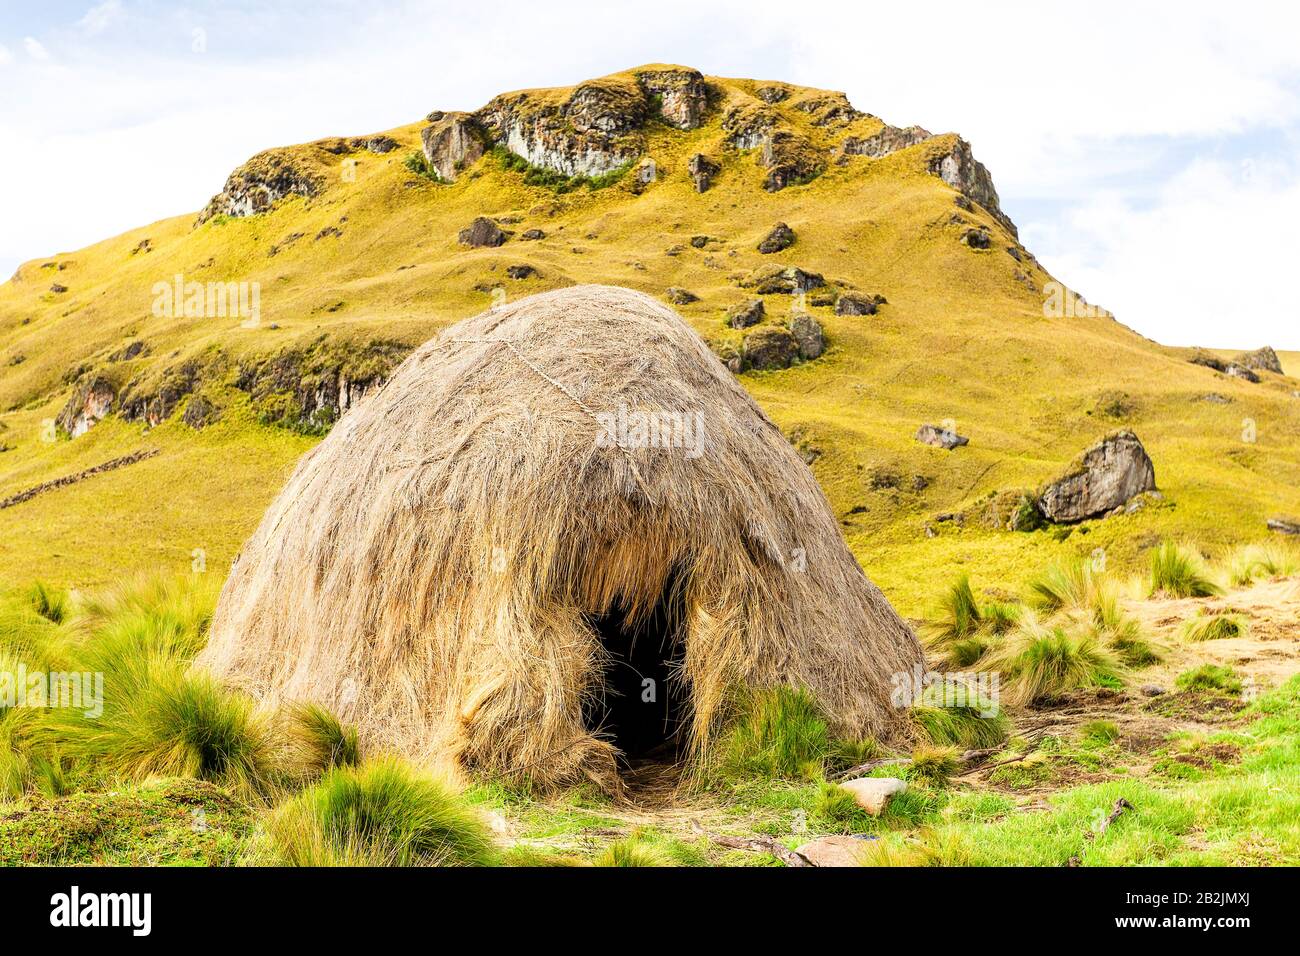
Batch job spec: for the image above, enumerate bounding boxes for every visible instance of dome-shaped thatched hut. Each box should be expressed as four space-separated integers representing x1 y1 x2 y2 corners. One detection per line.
200 286 923 789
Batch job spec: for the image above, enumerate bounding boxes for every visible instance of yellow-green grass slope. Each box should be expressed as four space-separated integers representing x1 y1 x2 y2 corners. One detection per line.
1 66 1298 614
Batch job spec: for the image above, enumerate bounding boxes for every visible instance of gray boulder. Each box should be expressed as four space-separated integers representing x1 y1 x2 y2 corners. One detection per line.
835 291 885 316
1235 346 1284 374
790 314 825 359
916 424 969 450
757 222 796 254
458 217 506 247
726 299 765 329
742 327 799 371
741 265 825 295
1038 430 1156 523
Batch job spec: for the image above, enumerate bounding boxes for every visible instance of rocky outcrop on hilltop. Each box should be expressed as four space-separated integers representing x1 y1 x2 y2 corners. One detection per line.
791 92 862 127
1189 350 1263 381
1038 431 1156 523
318 135 400 155
843 124 932 158
420 112 486 183
474 78 649 178
759 132 823 190
635 67 710 129
422 67 712 184
929 139 1017 238
197 66 1016 222
198 149 325 224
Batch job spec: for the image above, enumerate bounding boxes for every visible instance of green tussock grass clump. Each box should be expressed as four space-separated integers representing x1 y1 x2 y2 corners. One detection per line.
1149 542 1222 598
715 685 830 781
1090 589 1160 667
1176 664 1244 696
260 757 494 867
26 581 69 624
1026 556 1099 613
1182 611 1248 643
981 601 1022 635
28 573 275 797
923 574 983 644
73 573 218 660
286 702 361 776
826 737 882 774
989 618 1123 706
911 698 1009 750
1227 542 1299 587
46 665 276 800
592 835 672 867
922 576 1021 668
907 744 959 788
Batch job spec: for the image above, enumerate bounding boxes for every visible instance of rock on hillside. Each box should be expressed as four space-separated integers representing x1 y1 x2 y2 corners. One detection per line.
474 78 648 178
56 376 115 437
929 139 1017 238
843 124 931 158
1235 346 1284 374
197 134 394 223
636 67 710 129
916 424 969 450
420 112 486 182
198 149 326 223
463 68 707 181
1038 430 1156 523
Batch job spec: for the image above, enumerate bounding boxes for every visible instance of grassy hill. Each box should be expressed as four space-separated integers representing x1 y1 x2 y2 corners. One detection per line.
1 65 1297 616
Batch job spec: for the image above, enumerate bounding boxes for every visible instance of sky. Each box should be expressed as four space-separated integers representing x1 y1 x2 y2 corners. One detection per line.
2 0 1299 348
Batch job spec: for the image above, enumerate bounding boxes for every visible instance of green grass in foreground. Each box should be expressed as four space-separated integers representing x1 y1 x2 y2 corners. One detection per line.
854 675 1300 865
0 778 252 865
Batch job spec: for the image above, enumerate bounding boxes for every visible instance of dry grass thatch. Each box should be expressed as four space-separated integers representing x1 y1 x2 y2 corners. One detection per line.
199 286 923 790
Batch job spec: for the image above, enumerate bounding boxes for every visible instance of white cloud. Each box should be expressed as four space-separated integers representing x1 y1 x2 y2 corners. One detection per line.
22 37 50 60
0 44 12 66
1031 158 1300 348
77 1 124 36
